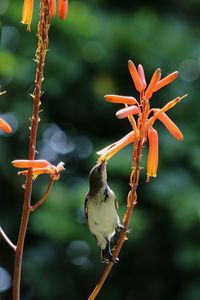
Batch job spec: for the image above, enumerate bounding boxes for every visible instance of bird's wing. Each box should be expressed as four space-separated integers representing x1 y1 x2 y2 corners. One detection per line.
109 187 119 210
84 196 89 220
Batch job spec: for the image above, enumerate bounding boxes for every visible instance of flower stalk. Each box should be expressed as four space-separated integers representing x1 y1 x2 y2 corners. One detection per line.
13 1 50 299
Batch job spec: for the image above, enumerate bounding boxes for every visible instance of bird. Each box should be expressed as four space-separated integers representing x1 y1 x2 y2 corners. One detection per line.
84 160 122 263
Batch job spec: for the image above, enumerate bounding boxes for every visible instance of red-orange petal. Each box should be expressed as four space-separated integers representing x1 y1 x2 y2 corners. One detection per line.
147 127 158 182
12 159 51 169
144 68 161 100
116 105 140 119
153 71 179 92
58 0 68 20
49 0 56 18
0 118 12 134
128 60 144 93
138 64 146 90
104 95 138 105
154 109 183 141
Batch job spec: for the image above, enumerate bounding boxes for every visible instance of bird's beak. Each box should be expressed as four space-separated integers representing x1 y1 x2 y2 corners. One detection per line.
100 160 107 170
101 160 106 166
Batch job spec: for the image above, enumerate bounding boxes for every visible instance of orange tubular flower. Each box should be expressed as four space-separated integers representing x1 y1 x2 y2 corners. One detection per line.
116 105 140 119
12 159 50 168
98 60 187 181
128 60 143 92
58 0 68 20
144 68 161 100
153 71 179 92
21 0 34 31
11 159 65 181
97 131 135 161
137 64 146 90
104 95 138 105
49 0 56 18
147 127 158 182
153 110 183 141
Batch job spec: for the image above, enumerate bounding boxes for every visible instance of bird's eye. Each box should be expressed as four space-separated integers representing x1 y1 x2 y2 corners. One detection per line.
97 165 101 171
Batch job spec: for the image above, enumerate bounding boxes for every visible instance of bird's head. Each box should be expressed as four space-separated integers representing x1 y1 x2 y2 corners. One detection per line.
88 160 107 191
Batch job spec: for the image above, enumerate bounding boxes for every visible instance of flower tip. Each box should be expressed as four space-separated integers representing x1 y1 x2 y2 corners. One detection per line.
146 173 156 183
128 60 144 92
21 0 34 31
0 118 12 134
116 105 140 119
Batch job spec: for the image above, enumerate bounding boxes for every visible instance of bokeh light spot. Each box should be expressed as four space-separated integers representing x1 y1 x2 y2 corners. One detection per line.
66 240 90 266
0 26 20 51
74 135 93 159
0 0 9 15
82 41 105 63
0 266 12 292
179 59 200 82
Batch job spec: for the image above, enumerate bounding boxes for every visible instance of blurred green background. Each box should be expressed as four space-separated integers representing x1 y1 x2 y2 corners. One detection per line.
0 0 200 299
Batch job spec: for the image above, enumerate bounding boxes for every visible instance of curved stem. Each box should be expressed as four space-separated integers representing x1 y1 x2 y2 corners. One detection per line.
13 2 50 299
88 142 142 300
31 178 54 212
0 227 16 251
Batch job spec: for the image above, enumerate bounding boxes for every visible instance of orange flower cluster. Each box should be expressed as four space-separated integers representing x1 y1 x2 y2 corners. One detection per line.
12 159 65 181
98 60 187 181
22 0 68 31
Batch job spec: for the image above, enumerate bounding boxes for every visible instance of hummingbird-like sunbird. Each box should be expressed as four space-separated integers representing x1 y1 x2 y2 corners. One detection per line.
84 160 123 263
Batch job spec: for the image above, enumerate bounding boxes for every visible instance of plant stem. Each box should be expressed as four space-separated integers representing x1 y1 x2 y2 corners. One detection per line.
88 143 142 300
31 178 54 211
13 2 50 299
0 227 16 251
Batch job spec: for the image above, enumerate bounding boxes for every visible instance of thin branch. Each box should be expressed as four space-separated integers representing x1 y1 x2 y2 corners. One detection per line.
13 1 50 299
31 178 54 211
0 227 16 251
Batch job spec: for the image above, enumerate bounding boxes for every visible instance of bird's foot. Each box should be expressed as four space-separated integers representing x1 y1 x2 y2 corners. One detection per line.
117 224 129 233
100 253 119 264
109 254 119 263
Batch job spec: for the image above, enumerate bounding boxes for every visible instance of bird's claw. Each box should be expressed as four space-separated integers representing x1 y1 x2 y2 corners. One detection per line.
100 254 119 264
109 255 119 263
118 224 129 233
